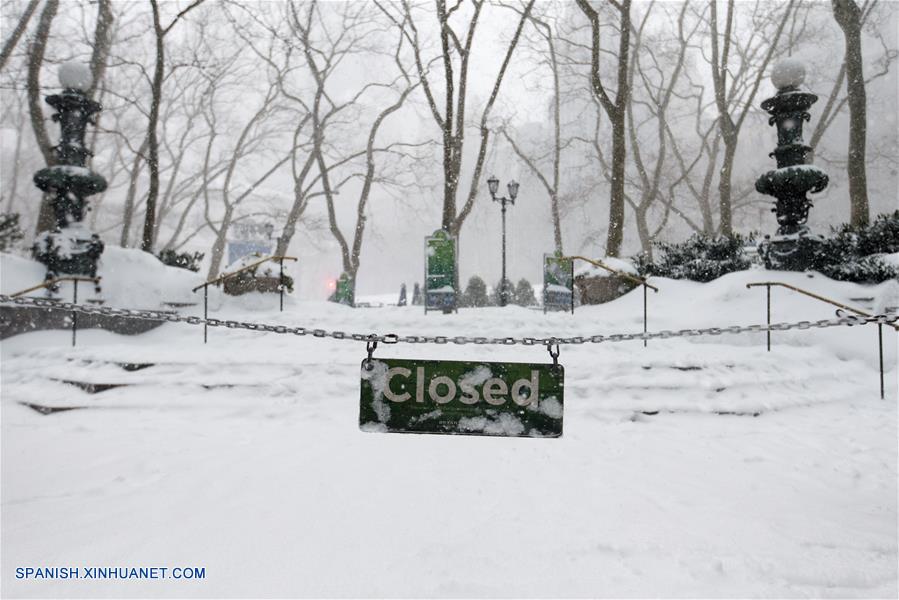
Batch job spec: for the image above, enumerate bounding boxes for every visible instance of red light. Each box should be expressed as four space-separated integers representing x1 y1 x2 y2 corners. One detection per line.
327 279 336 290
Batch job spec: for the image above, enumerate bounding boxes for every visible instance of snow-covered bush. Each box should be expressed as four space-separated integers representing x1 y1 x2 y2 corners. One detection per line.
222 252 294 295
513 278 537 306
0 213 24 252
157 249 204 272
461 275 489 307
818 255 898 283
816 211 899 283
637 234 754 282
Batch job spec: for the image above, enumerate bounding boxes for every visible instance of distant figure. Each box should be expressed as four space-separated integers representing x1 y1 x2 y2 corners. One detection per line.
398 283 407 306
412 282 423 306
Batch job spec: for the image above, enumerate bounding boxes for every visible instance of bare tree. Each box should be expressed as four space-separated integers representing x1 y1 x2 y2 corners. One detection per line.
141 0 206 253
25 0 57 168
832 0 869 226
809 1 896 169
625 1 697 257
378 0 535 237
1 92 29 215
499 11 565 254
575 0 631 257
224 0 379 259
27 0 58 235
709 0 795 235
203 70 290 279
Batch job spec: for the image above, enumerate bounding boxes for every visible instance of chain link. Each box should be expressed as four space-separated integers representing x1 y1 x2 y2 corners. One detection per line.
2 294 896 346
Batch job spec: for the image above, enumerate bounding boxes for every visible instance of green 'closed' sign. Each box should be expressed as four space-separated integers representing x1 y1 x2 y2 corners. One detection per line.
359 358 564 437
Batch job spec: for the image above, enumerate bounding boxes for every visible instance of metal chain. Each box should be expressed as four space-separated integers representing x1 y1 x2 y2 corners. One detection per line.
2 293 896 347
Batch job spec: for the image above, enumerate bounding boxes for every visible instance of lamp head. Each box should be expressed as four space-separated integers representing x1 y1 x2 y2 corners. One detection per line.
487 175 499 196
770 58 806 91
58 61 92 92
507 180 519 201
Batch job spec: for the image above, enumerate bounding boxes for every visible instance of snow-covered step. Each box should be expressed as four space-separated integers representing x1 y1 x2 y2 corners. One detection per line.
2 341 879 417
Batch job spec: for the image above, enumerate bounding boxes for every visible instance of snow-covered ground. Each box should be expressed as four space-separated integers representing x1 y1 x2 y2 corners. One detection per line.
2 259 897 597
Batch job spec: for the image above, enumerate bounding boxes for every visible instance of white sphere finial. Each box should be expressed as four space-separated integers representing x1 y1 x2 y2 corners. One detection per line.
58 61 92 91
770 58 806 91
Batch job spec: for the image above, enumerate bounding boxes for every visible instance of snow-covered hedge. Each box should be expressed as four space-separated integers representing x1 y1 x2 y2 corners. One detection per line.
636 233 754 283
816 211 899 283
634 212 899 284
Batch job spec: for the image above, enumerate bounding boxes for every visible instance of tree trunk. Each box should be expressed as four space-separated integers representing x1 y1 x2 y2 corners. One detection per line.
607 113 627 256
634 205 652 261
206 206 234 280
699 134 721 234
437 0 457 232
576 0 630 257
4 109 25 213
141 0 165 253
0 0 40 72
120 138 147 247
87 0 114 100
28 0 59 236
717 125 737 235
550 190 563 254
832 0 869 226
710 0 794 235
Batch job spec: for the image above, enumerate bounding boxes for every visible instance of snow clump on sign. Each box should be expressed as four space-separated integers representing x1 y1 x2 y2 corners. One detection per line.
360 359 391 422
459 365 492 388
539 396 563 419
458 413 526 436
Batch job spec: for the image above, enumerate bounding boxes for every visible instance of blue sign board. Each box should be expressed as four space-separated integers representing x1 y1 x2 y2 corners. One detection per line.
228 240 272 265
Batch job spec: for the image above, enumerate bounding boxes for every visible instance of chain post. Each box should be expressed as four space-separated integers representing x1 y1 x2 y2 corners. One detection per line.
570 259 575 315
766 284 772 351
878 323 884 400
279 257 285 313
203 285 208 344
643 282 648 348
71 279 78 347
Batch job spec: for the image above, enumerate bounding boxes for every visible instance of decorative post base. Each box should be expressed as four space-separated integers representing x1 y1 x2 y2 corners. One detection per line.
758 231 824 271
32 225 104 293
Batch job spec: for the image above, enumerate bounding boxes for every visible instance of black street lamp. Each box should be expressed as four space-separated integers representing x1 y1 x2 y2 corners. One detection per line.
487 175 519 307
755 58 829 271
32 61 107 292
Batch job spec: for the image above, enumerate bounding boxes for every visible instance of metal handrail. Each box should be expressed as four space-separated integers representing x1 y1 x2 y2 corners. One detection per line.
747 280 896 399
747 281 898 331
10 276 100 298
192 255 297 292
7 276 101 347
193 254 298 343
563 255 658 348
562 255 659 292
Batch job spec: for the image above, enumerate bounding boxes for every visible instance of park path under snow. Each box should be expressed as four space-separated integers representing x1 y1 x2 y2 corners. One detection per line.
1 268 897 597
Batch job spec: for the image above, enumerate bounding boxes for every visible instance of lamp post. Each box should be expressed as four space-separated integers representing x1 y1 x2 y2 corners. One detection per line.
32 61 106 293
487 175 519 307
755 58 829 271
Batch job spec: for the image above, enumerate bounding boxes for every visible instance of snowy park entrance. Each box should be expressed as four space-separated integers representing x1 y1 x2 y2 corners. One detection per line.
1 265 897 598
